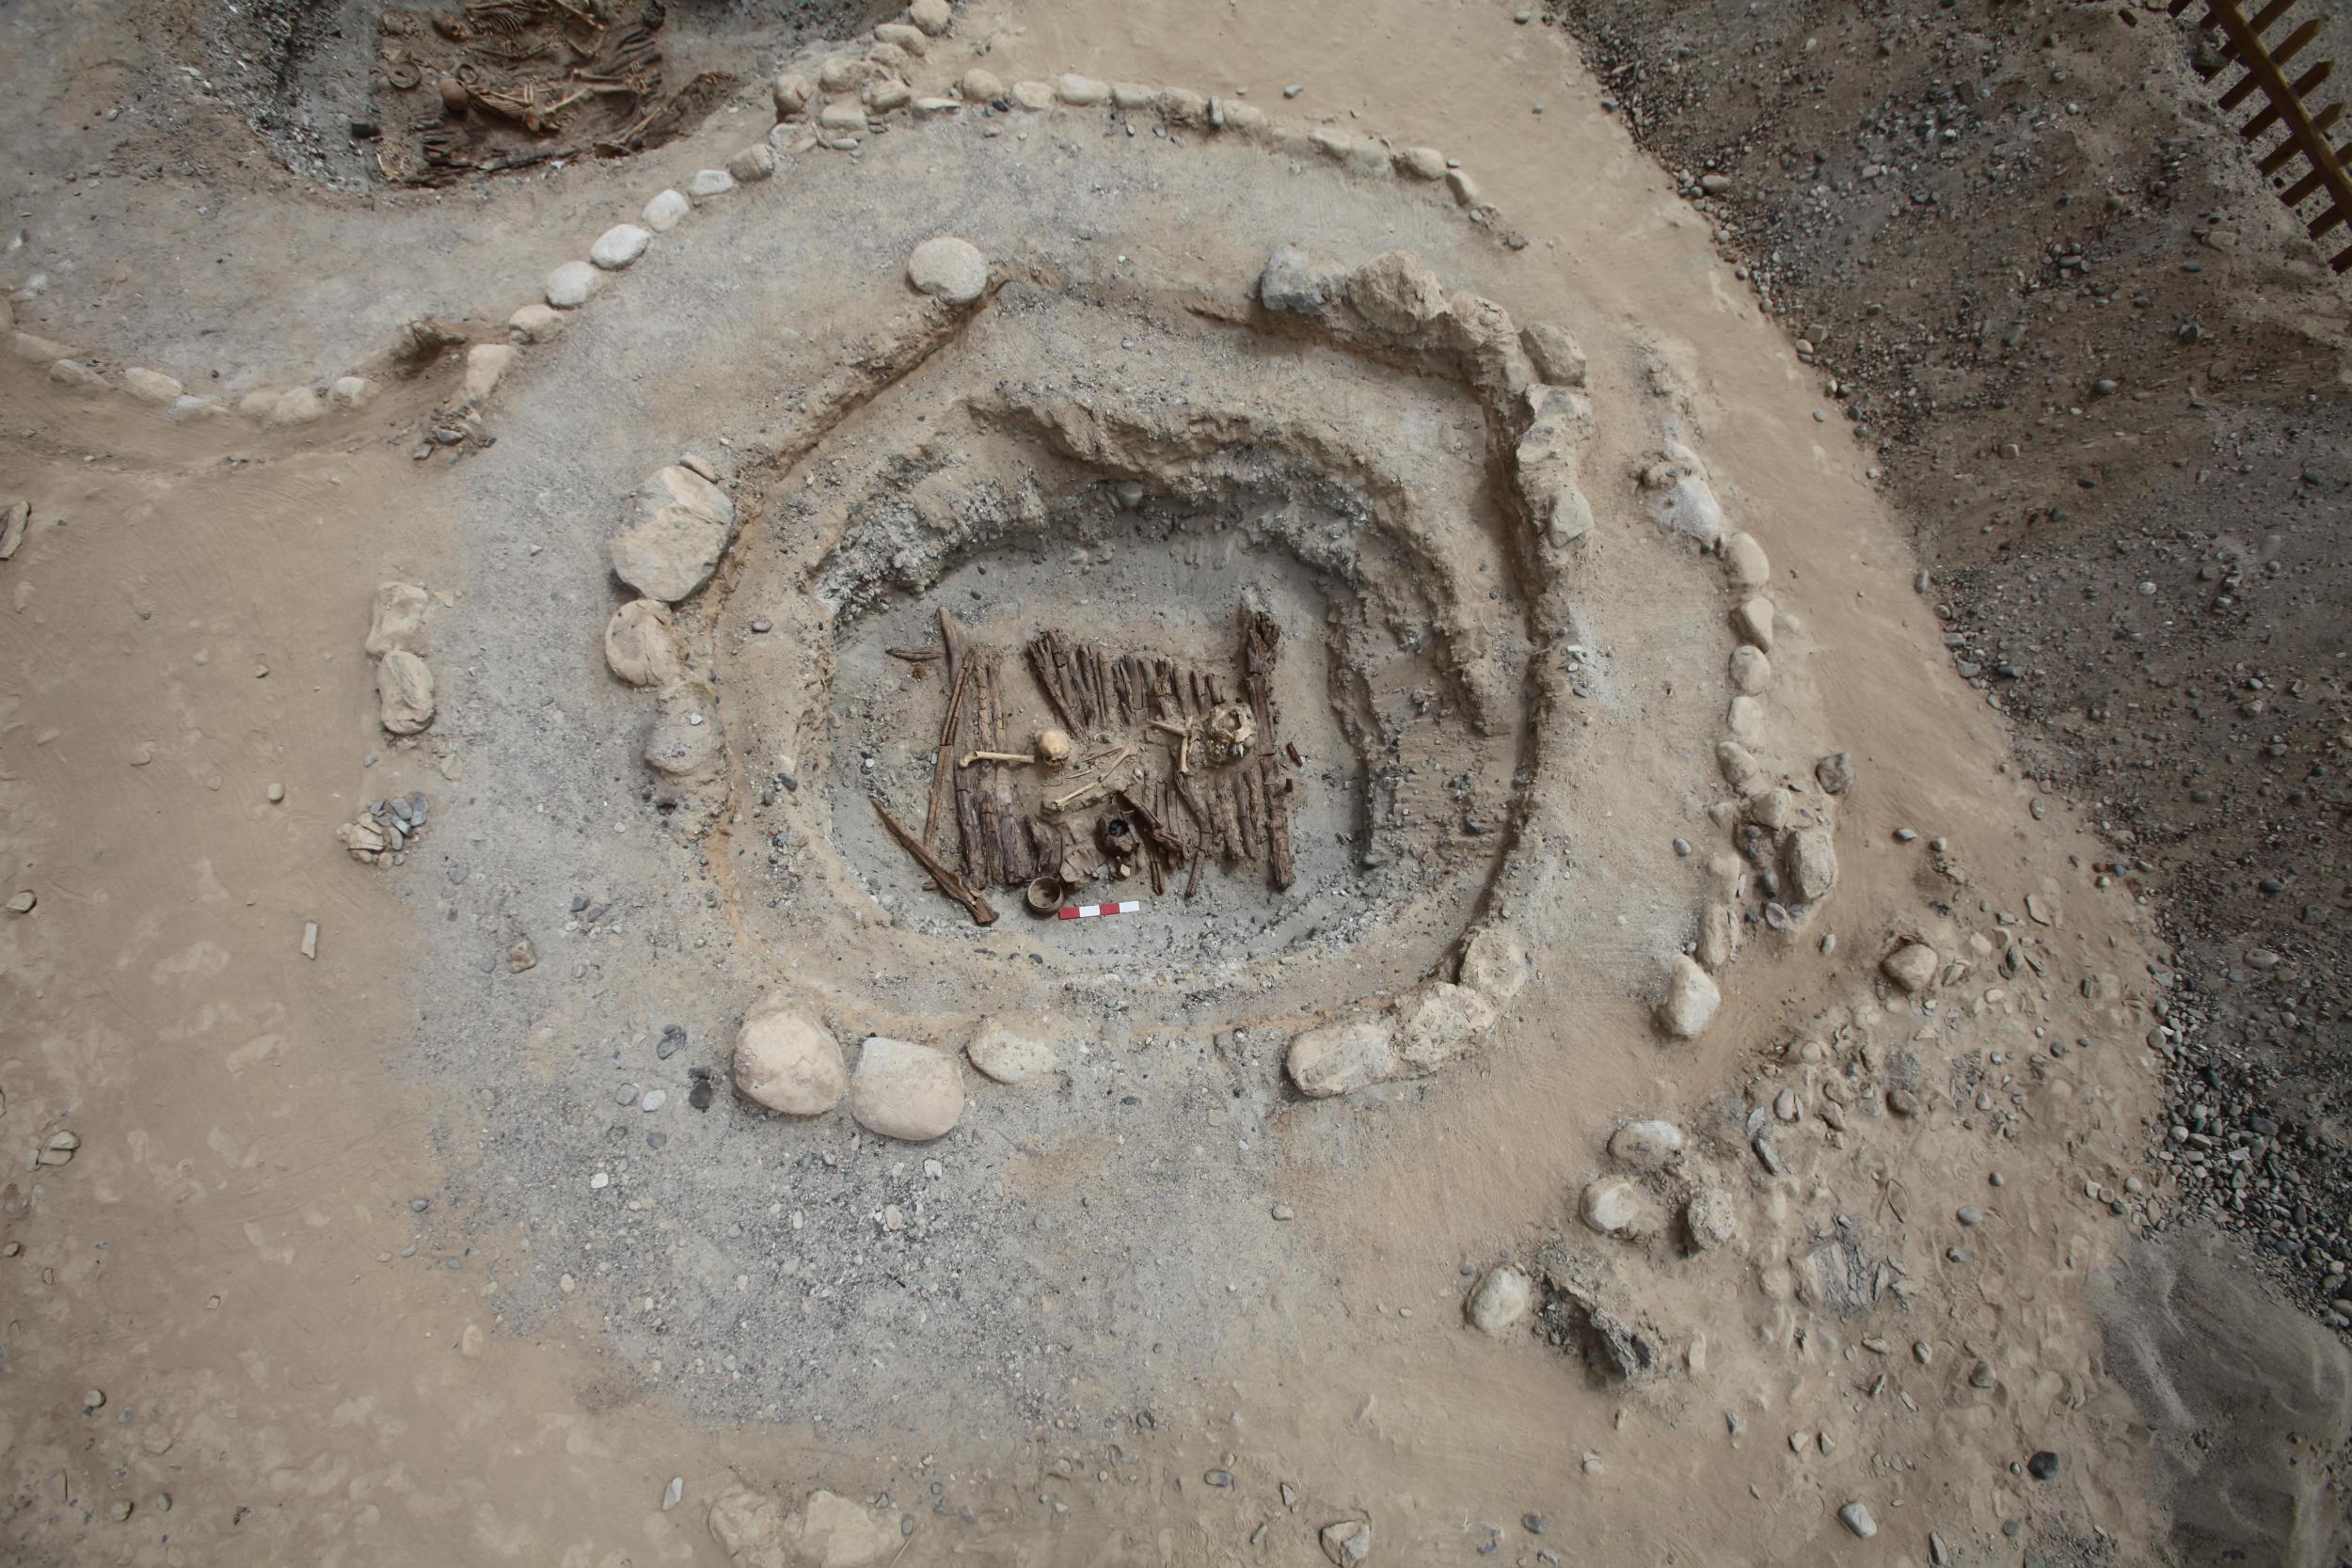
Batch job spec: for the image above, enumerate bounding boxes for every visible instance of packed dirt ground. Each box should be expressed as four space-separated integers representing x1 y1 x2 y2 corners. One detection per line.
3 1 2350 1566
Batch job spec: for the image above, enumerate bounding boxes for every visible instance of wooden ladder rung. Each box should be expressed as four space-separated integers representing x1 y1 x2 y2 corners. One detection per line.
2268 15 2326 69
2219 21 2320 108
2242 60 2332 139
2200 0 2300 75
2284 135 2352 202
2260 101 2341 172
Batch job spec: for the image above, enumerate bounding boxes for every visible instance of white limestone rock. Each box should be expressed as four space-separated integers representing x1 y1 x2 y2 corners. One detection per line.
849 1037 963 1141
1467 1265 1534 1336
966 1020 1058 1085
463 342 516 404
1286 1018 1396 1099
1581 1177 1644 1237
732 1001 848 1116
1785 827 1838 904
1457 923 1532 1003
906 236 987 304
1392 982 1498 1070
605 598 683 688
1657 954 1721 1038
1608 1119 1685 1171
1345 249 1450 335
376 650 436 735
726 143 776 183
1520 322 1588 388
590 224 651 271
546 260 602 308
642 188 690 231
1883 942 1939 994
610 464 737 603
364 580 431 658
123 367 183 404
1724 531 1771 587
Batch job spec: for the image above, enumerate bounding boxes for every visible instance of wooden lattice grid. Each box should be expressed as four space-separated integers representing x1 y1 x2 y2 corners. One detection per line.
2169 0 2352 272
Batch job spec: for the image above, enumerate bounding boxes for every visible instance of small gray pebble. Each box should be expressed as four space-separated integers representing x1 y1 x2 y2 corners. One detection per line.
409 1197 429 1213
1957 1206 1983 1227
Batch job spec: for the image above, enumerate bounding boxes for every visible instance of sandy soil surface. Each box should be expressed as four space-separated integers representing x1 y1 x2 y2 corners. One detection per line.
2 2 2348 1567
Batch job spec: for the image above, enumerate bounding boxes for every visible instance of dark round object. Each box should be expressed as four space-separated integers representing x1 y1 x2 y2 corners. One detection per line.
1025 876 1065 916
2026 1450 2060 1481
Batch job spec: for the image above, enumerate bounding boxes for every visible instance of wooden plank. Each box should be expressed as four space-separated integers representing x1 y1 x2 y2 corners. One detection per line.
984 652 1029 886
954 778 985 883
872 798 995 925
1235 765 1263 863
1213 777 1242 863
924 658 972 851
1026 633 1077 732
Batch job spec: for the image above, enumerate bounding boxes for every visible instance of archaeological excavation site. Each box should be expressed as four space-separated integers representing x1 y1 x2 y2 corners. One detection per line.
6 0 2352 1563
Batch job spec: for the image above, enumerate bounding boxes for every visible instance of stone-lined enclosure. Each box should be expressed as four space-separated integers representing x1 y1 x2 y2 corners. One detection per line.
575 233 1846 1142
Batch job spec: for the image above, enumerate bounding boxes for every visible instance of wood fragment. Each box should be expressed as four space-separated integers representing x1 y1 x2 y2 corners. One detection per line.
888 644 946 663
1213 778 1242 863
924 657 972 850
1234 762 1263 862
1115 786 1187 864
1261 756 1296 890
1171 775 1208 831
1026 634 1078 732
874 797 997 925
982 652 1028 885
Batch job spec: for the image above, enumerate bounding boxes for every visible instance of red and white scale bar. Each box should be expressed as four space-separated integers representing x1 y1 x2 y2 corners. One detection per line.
1057 900 1142 921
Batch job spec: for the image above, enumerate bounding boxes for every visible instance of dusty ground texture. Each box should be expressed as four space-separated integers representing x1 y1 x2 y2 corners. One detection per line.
2 1 2350 1566
1548 0 2352 1395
